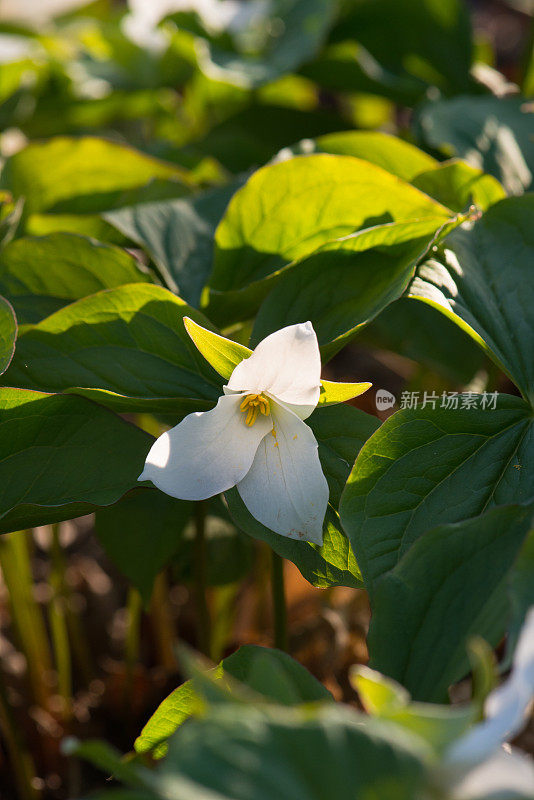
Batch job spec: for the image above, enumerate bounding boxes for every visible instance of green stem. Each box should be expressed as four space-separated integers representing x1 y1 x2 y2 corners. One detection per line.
0 531 53 709
271 551 288 652
124 587 143 706
150 571 177 671
0 673 39 800
194 501 211 657
49 524 72 721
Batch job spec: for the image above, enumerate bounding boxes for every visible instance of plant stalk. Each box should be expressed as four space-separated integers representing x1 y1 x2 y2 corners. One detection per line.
193 501 211 657
271 551 288 652
48 524 72 721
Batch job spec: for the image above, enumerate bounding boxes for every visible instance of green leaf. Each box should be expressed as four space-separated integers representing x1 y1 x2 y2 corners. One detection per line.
0 295 16 375
95 490 192 607
0 388 152 535
339 394 534 588
409 196 534 404
351 665 474 753
0 136 190 214
415 96 534 195
287 130 438 182
367 504 534 702
252 220 457 356
184 316 250 379
318 380 372 407
411 160 506 212
3 284 221 414
209 154 453 324
104 180 244 306
0 233 150 323
197 0 336 89
135 644 331 757
156 704 429 800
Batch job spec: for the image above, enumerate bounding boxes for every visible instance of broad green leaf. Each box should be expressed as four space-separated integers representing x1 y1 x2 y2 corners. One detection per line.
252 220 457 356
329 0 474 96
156 704 429 800
0 388 152 535
95 490 193 607
3 284 221 414
0 136 190 214
284 134 504 212
184 316 372 404
351 666 474 753
0 232 150 323
209 154 453 323
286 130 438 182
197 0 335 89
0 295 16 375
409 196 534 404
367 505 534 702
339 394 534 588
104 180 244 306
415 96 534 195
411 161 506 212
135 644 331 757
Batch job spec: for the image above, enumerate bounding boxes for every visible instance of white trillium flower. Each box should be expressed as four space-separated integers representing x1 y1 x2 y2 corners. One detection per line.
445 606 534 798
139 322 330 545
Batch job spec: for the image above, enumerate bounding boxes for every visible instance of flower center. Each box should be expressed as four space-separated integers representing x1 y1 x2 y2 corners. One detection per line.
240 393 271 426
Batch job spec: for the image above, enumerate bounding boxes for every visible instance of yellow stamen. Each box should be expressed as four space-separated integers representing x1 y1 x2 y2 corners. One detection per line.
240 393 271 426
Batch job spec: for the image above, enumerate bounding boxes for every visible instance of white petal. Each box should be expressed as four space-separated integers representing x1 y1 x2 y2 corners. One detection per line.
447 606 534 766
512 606 534 686
451 747 534 799
139 394 272 501
236 401 329 545
227 322 321 417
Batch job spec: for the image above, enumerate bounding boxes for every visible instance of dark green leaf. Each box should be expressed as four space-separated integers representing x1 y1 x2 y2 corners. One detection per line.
415 96 534 194
95 489 192 607
368 505 534 701
157 704 429 800
0 388 152 535
340 394 534 588
3 284 221 414
410 196 534 403
104 180 244 306
252 222 450 356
